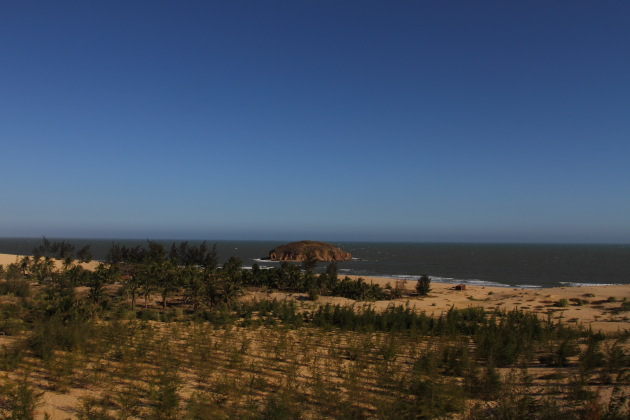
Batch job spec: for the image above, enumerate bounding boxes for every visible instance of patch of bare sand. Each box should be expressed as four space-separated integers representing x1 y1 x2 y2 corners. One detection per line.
338 275 630 334
0 253 100 271
243 275 630 333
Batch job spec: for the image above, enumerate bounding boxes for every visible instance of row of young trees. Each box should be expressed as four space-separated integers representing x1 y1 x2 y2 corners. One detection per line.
32 237 93 263
113 242 390 310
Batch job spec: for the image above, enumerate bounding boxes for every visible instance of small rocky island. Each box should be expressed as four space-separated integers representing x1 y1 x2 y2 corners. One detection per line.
267 240 352 262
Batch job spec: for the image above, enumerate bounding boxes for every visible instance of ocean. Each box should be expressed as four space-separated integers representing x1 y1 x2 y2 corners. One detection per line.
0 238 628 288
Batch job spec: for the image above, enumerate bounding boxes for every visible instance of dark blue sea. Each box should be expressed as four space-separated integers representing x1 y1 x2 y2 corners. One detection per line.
1 238 628 288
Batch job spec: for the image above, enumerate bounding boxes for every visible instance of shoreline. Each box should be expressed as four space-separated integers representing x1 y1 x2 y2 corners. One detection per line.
341 273 627 289
1 252 628 290
2 253 629 333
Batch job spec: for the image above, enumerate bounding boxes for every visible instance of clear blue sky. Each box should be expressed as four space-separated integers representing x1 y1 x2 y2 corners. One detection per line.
1 1 628 243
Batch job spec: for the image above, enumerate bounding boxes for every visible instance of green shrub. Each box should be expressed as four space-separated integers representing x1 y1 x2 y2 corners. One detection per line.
75 396 113 420
149 371 180 420
555 298 569 307
137 309 159 321
183 392 217 420
28 316 94 360
569 298 587 306
406 376 465 417
260 391 302 420
308 287 320 301
3 264 23 281
0 317 26 336
0 377 43 420
0 342 26 371
416 275 431 296
0 279 30 297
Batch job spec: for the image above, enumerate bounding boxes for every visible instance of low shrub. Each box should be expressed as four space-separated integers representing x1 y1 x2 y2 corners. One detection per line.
0 377 43 419
0 279 30 297
416 275 431 296
555 299 569 307
569 298 588 306
137 309 159 321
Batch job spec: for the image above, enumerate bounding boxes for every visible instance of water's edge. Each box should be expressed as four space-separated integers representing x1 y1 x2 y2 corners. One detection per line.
0 238 628 288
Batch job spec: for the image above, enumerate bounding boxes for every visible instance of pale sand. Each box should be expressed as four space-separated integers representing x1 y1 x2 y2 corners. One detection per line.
337 275 630 333
0 253 100 271
257 275 630 334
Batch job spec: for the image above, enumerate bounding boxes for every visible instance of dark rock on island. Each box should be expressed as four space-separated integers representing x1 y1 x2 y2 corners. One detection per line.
267 241 352 262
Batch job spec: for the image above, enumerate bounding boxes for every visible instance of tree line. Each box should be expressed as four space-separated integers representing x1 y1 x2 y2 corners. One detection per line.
2 239 431 313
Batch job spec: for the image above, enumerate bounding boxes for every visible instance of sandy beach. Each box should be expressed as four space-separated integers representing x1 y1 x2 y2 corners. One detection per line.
2 253 628 333
252 275 630 334
333 275 630 333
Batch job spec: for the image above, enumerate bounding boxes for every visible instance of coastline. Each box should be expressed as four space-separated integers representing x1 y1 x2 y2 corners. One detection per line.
2 253 628 333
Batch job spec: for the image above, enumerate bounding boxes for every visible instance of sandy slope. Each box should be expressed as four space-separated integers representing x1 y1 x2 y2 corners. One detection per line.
1 253 629 418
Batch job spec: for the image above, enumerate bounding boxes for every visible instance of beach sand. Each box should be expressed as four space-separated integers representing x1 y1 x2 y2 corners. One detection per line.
0 253 99 271
2 253 628 332
341 275 630 334
254 275 630 334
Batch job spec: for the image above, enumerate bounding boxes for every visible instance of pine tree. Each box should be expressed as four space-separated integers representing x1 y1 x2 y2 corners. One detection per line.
416 275 431 296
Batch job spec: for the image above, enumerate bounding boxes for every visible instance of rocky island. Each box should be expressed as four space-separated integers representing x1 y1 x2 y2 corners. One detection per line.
267 240 352 262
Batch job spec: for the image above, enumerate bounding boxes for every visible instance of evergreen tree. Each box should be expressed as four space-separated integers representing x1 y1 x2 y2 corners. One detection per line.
416 275 431 296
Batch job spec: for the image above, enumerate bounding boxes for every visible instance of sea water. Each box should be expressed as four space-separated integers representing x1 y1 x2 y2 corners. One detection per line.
0 238 628 288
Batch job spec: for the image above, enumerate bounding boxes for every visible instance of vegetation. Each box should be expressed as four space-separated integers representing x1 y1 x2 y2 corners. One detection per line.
0 239 627 418
416 274 431 296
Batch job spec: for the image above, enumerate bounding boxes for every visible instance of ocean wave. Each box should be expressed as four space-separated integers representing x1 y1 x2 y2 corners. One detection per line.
243 265 275 270
558 282 622 287
351 274 514 288
417 275 508 288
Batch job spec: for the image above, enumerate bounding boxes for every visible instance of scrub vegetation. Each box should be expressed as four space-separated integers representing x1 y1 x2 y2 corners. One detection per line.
0 239 628 419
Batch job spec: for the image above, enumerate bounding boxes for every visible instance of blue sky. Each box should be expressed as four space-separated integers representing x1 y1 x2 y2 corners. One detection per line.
1 1 628 242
